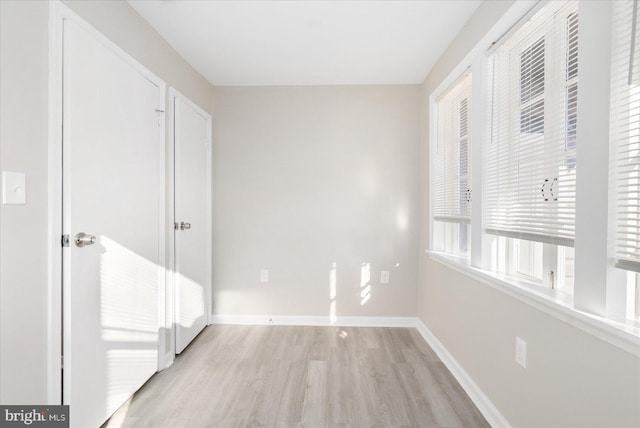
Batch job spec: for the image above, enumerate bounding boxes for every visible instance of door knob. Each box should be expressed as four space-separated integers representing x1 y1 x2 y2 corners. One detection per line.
74 232 97 247
179 222 191 231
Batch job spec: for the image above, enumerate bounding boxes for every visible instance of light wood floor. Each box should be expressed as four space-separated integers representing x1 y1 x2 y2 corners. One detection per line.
104 325 489 428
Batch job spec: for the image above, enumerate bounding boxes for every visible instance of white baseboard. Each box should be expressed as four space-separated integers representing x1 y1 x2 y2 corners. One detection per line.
336 316 418 327
210 314 418 328
415 319 510 428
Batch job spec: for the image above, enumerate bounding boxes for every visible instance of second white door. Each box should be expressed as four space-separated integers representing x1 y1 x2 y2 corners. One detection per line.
173 92 212 354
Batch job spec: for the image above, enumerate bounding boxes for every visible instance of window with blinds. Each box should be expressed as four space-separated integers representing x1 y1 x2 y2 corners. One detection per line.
611 0 640 273
433 71 472 225
485 0 578 248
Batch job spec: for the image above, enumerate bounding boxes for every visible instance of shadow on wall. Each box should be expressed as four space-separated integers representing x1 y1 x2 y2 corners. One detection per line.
329 262 337 323
327 260 375 325
360 262 371 306
326 259 406 323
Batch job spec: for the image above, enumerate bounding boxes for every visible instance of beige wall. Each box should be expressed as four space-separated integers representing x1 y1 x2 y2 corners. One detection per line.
419 1 640 427
0 0 50 405
0 0 215 404
213 86 421 318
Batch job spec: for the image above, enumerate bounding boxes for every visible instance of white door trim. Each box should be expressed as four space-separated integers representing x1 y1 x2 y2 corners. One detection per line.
47 0 64 405
47 0 167 404
167 88 213 363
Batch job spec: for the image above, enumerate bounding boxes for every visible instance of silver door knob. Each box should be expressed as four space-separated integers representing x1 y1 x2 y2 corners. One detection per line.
179 222 191 231
74 232 97 247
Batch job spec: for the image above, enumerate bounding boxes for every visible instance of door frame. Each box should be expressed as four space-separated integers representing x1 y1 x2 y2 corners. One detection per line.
47 0 167 404
167 88 213 362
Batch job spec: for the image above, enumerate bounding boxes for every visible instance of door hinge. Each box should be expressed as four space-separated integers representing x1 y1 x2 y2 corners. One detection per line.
61 234 70 247
60 355 64 369
155 109 165 126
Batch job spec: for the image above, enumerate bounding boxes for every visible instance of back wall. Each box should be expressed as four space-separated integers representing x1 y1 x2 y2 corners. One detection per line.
212 85 421 319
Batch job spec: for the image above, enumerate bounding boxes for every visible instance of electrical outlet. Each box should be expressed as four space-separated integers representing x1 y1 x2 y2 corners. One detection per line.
515 336 527 368
380 271 390 284
260 269 269 283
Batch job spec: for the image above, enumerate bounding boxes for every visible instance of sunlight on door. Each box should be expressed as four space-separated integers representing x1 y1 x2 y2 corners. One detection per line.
175 274 206 329
99 235 160 413
106 349 157 413
99 235 159 342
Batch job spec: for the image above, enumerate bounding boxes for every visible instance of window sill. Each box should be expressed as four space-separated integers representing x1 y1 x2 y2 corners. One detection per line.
426 249 640 357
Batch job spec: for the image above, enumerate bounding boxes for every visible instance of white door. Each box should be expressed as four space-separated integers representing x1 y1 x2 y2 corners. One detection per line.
172 92 211 354
62 19 164 428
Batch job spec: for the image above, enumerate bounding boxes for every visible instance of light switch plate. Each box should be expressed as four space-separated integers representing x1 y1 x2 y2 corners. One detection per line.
380 271 390 284
2 171 26 204
260 269 269 283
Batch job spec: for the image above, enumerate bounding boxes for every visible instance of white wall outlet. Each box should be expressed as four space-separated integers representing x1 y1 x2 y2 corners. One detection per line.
260 269 269 283
515 336 527 368
380 271 390 284
2 171 26 204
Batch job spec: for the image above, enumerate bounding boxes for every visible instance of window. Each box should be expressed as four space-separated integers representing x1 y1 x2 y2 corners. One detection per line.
610 0 640 321
432 72 472 256
428 0 640 352
485 0 578 291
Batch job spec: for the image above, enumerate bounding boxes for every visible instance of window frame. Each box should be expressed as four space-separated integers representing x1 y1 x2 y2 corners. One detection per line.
427 0 640 356
430 71 473 257
608 0 640 322
499 8 577 290
484 1 578 250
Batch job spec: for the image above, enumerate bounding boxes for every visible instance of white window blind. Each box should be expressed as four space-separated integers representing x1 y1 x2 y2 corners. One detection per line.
611 0 640 272
433 71 472 224
485 0 578 247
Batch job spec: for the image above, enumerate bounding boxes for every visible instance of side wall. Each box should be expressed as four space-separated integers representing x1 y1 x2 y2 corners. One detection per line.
213 86 421 319
0 0 215 404
419 1 640 427
0 0 50 404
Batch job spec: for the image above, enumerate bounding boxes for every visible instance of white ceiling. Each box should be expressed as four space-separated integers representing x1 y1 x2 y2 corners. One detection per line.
128 0 482 86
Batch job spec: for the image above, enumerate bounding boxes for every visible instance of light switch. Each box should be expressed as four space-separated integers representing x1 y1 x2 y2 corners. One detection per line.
2 172 26 204
260 269 269 283
380 271 390 284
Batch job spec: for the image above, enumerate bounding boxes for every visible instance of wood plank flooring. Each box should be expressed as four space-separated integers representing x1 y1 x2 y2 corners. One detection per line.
103 325 489 428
